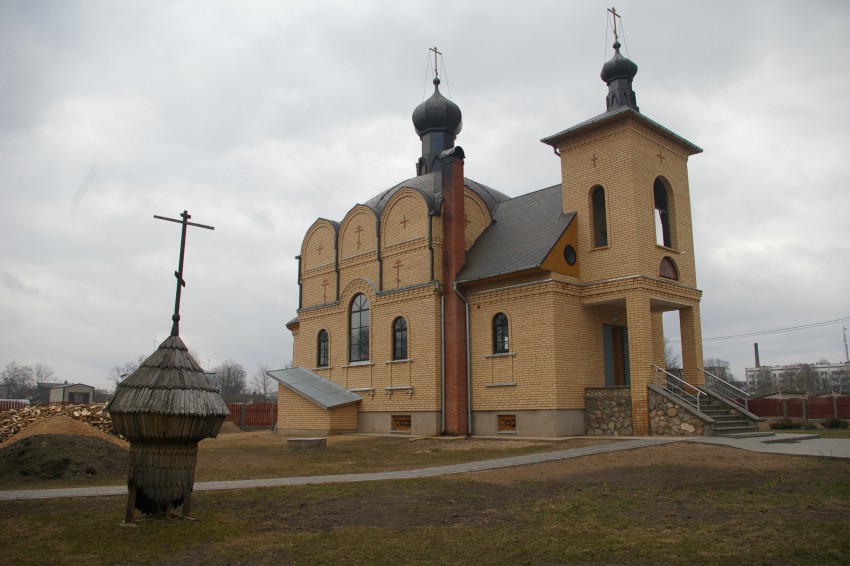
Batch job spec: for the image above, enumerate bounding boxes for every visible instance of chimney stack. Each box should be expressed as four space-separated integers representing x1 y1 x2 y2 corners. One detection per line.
754 342 760 368
441 146 468 435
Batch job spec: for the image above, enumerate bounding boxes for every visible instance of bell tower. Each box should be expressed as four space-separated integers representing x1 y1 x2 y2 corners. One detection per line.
541 9 705 434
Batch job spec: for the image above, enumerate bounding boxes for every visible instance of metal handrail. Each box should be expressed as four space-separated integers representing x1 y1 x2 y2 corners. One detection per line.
700 367 750 411
652 364 705 413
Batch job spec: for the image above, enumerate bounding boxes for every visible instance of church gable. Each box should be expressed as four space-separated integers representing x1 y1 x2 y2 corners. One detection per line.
301 219 337 271
381 189 428 248
339 206 377 260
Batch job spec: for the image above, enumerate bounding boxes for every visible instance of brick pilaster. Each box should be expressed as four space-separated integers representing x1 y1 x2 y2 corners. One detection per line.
441 147 468 435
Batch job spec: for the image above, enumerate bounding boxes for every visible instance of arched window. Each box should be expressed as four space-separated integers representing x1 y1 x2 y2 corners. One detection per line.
659 257 679 280
591 186 608 247
654 178 673 248
493 313 509 354
392 317 408 360
316 329 329 367
349 294 370 362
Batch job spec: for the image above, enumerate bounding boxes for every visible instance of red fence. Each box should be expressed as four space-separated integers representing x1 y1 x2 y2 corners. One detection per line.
0 400 29 411
747 396 850 420
748 398 782 418
225 402 277 429
839 397 850 419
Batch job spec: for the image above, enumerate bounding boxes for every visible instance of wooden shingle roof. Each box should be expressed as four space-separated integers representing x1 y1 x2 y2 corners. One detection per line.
106 335 229 417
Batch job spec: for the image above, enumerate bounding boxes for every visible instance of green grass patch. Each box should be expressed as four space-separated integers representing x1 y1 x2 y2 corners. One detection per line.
1 446 849 565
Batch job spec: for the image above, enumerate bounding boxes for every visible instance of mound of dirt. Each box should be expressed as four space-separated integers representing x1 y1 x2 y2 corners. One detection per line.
0 434 128 484
1 415 128 449
0 415 129 486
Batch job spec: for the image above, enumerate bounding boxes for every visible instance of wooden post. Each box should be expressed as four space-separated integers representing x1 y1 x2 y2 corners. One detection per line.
125 483 137 524
183 491 192 518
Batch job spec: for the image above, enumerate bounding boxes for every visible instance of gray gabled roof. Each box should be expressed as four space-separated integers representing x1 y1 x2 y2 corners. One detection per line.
457 184 575 284
541 106 702 155
267 367 361 410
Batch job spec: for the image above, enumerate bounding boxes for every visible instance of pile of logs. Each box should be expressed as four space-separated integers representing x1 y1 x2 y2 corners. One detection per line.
0 403 118 444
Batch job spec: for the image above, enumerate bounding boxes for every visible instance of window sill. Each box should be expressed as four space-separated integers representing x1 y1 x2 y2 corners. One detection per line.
350 387 374 394
311 366 332 371
385 359 414 365
590 245 610 252
344 361 374 368
485 352 516 359
655 244 681 253
485 382 518 388
497 430 517 434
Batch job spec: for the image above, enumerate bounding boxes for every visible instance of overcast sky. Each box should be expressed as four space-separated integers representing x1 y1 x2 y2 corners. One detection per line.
1 0 848 390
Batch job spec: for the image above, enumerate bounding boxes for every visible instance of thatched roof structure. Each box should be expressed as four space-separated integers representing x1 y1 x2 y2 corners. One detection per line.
106 334 229 519
107 335 229 436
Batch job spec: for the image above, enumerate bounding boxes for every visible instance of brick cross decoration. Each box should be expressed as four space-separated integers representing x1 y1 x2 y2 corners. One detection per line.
316 242 324 255
591 153 598 167
465 214 471 227
657 148 665 165
393 258 403 287
400 215 409 229
355 225 364 250
153 210 215 337
321 278 329 303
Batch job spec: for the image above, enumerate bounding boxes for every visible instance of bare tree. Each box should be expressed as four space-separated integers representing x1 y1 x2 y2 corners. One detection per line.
664 338 680 371
1 361 36 399
794 364 820 392
107 354 147 389
32 363 55 383
703 358 734 382
212 360 247 395
250 364 277 401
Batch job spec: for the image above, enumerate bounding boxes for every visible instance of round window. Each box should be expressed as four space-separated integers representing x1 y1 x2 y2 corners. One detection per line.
563 245 577 266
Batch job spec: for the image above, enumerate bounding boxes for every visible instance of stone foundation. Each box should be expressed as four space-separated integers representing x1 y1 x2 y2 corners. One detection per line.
585 387 633 436
648 388 706 436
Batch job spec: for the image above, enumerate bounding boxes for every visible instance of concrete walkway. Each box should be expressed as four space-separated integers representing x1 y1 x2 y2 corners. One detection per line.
1 434 847 502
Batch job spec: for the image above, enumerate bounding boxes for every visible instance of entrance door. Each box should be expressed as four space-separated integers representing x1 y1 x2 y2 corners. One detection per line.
603 325 630 386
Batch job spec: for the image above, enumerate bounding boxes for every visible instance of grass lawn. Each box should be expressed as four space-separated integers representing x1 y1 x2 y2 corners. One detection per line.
1 440 849 565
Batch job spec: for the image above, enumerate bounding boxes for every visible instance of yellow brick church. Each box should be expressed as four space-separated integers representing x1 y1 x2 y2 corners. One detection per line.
271 35 711 438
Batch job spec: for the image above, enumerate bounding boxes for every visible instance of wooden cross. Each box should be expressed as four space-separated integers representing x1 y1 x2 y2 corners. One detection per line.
430 46 442 79
321 278 329 303
355 225 364 250
400 215 409 229
656 148 665 165
591 153 599 167
316 243 324 255
608 6 621 43
153 210 215 337
393 258 403 286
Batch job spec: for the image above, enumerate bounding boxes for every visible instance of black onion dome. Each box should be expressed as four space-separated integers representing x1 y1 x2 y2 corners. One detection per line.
412 78 462 136
600 41 638 84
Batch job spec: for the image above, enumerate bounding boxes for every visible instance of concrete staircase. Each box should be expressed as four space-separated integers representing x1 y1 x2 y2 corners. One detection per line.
682 393 772 438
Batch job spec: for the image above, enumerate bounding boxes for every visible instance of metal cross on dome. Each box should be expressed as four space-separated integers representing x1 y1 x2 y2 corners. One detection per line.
154 210 215 337
608 6 622 43
430 46 442 79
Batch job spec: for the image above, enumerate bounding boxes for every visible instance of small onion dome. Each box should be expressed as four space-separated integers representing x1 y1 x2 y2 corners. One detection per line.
412 78 463 136
600 41 638 84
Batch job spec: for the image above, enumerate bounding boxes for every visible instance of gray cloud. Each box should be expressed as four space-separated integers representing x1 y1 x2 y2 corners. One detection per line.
1 0 848 387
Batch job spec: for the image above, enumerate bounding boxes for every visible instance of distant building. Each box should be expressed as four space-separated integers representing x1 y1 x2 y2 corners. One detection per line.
745 362 849 393
36 382 96 404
